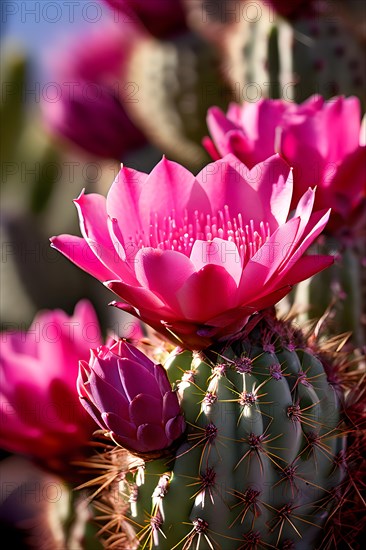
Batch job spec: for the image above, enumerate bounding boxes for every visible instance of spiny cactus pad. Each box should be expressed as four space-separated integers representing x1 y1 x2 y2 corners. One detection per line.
87 315 350 549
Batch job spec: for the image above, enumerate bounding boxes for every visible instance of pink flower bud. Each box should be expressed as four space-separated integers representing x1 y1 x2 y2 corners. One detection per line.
77 340 185 454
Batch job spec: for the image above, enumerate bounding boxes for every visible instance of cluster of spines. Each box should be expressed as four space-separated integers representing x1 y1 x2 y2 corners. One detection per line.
81 315 366 549
99 327 347 549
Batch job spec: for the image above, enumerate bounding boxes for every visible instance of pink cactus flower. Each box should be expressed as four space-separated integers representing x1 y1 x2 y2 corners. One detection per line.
51 154 332 349
0 301 101 473
266 0 311 18
42 20 147 160
102 0 187 38
44 84 146 160
77 339 185 454
204 96 366 232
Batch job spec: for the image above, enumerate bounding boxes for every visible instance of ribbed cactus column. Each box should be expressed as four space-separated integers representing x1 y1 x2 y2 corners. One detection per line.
108 315 347 549
221 0 365 107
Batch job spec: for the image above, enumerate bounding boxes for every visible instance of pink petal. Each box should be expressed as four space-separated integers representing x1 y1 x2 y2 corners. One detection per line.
162 391 181 422
323 96 361 163
69 300 102 355
293 187 316 239
280 209 331 271
138 157 197 230
74 197 138 285
107 216 126 259
225 129 254 159
50 235 116 281
77 361 92 399
101 412 136 439
185 180 212 217
36 313 72 375
280 125 326 201
11 384 46 427
277 188 317 263
240 99 290 161
112 341 155 374
106 166 147 242
226 102 243 123
134 248 195 311
279 255 334 287
204 307 252 329
74 192 119 273
79 397 104 430
190 238 242 286
91 354 125 390
129 394 162 426
206 106 241 156
250 154 293 228
196 156 260 221
106 219 141 281
301 95 325 112
105 280 168 310
245 250 333 307
238 217 301 303
73 299 99 330
0 348 49 393
118 358 161 401
202 136 221 160
197 155 292 234
176 264 237 321
165 415 185 442
2 330 37 358
327 146 366 216
244 285 293 311
154 364 173 395
109 304 181 347
88 370 129 417
136 423 168 451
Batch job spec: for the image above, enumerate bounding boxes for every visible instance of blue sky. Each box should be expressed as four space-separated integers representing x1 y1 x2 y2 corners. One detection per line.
2 0 115 83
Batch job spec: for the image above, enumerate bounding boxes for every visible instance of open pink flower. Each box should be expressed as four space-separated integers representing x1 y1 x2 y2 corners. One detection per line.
51 154 332 349
0 301 100 473
78 339 185 454
204 96 366 231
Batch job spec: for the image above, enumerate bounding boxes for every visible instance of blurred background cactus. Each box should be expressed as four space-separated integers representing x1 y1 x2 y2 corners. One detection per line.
1 0 365 547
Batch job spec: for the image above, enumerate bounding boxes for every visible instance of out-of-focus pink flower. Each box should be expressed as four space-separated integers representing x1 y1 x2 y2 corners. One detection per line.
78 339 185 454
204 96 366 231
0 301 101 472
102 0 187 38
51 154 332 349
42 20 147 160
266 0 310 18
44 84 145 160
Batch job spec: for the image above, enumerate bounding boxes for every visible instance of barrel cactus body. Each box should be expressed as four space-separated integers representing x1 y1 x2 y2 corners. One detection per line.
92 314 349 549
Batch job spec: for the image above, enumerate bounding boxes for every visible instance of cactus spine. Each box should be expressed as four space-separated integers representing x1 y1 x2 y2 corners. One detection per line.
84 313 361 549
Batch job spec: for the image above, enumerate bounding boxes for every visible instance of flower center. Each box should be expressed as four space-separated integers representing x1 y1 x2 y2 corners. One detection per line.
133 206 271 265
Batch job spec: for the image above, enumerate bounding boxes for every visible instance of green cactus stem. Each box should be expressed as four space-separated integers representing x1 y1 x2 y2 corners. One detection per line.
81 312 363 549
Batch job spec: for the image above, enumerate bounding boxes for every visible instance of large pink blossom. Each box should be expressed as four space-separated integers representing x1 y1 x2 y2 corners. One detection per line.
204 95 366 231
0 301 100 473
51 154 332 349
